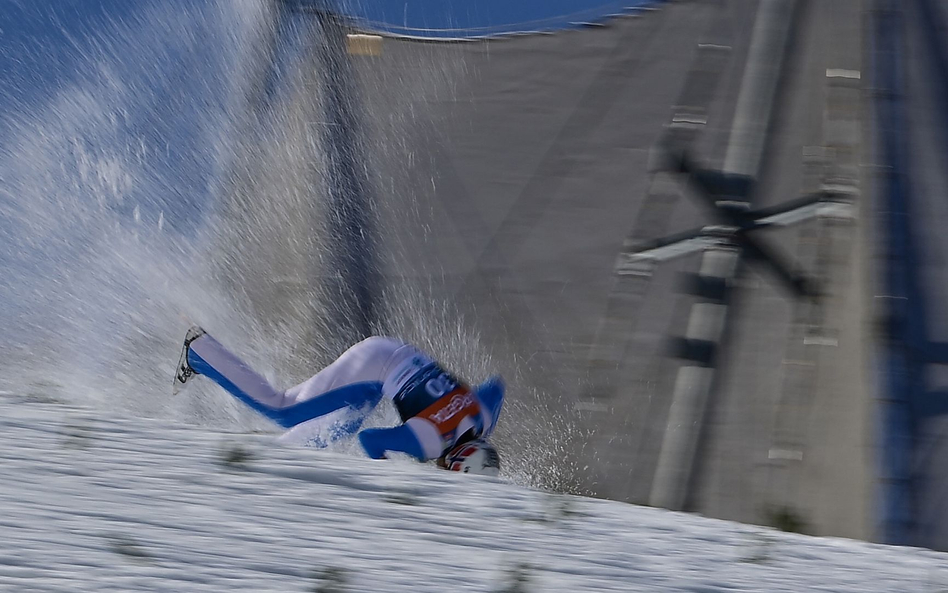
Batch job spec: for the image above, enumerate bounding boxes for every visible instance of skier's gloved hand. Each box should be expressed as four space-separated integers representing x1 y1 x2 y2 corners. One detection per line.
474 375 505 437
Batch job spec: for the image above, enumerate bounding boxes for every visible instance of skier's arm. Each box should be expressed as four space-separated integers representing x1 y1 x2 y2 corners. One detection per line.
474 376 505 437
358 425 427 461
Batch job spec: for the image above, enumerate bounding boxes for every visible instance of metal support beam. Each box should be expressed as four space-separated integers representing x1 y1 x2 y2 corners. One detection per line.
650 0 803 511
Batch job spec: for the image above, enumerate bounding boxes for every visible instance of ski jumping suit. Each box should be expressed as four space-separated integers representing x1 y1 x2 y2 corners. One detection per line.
186 334 504 461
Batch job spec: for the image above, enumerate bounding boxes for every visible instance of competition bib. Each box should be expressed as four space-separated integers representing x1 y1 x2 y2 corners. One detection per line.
415 385 481 443
387 358 481 439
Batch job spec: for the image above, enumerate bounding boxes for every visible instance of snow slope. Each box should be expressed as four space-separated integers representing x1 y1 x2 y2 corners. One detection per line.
2 395 947 593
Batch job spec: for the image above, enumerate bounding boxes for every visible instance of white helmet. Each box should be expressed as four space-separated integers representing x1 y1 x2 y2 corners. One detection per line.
441 439 500 476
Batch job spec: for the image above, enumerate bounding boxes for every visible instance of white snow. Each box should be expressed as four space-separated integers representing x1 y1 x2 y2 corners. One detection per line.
2 395 948 593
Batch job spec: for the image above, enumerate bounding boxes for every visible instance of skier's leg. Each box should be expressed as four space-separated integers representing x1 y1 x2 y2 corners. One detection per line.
283 336 417 404
187 334 381 428
186 332 292 411
262 383 384 428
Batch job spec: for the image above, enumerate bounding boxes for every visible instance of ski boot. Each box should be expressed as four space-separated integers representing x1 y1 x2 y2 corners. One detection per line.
173 325 206 394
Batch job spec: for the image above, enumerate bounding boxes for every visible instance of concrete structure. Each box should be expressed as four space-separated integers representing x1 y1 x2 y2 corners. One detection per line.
229 0 878 541
345 0 873 540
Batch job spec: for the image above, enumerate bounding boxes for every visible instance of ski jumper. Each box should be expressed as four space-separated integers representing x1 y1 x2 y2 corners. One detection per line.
186 334 504 461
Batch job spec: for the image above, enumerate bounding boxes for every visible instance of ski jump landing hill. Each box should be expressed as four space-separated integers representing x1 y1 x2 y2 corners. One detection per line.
2 395 947 592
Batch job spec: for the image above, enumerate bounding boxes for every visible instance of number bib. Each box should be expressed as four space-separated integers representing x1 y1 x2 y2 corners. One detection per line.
415 385 481 442
388 360 480 436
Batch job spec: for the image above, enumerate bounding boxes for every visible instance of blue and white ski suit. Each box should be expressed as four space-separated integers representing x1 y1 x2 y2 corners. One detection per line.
186 334 504 461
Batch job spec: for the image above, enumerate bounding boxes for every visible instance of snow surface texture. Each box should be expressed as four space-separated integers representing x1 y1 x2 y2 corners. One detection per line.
3 395 948 592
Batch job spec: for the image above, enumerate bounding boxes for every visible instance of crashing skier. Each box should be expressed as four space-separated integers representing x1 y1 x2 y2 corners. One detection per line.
173 327 504 475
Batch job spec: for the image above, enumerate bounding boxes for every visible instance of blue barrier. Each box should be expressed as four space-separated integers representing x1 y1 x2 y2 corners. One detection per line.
292 0 666 40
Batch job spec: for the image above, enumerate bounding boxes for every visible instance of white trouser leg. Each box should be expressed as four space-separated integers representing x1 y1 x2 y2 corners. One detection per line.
283 336 417 404
188 333 291 408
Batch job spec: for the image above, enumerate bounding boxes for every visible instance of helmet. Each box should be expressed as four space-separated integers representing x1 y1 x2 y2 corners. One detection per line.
441 439 500 476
